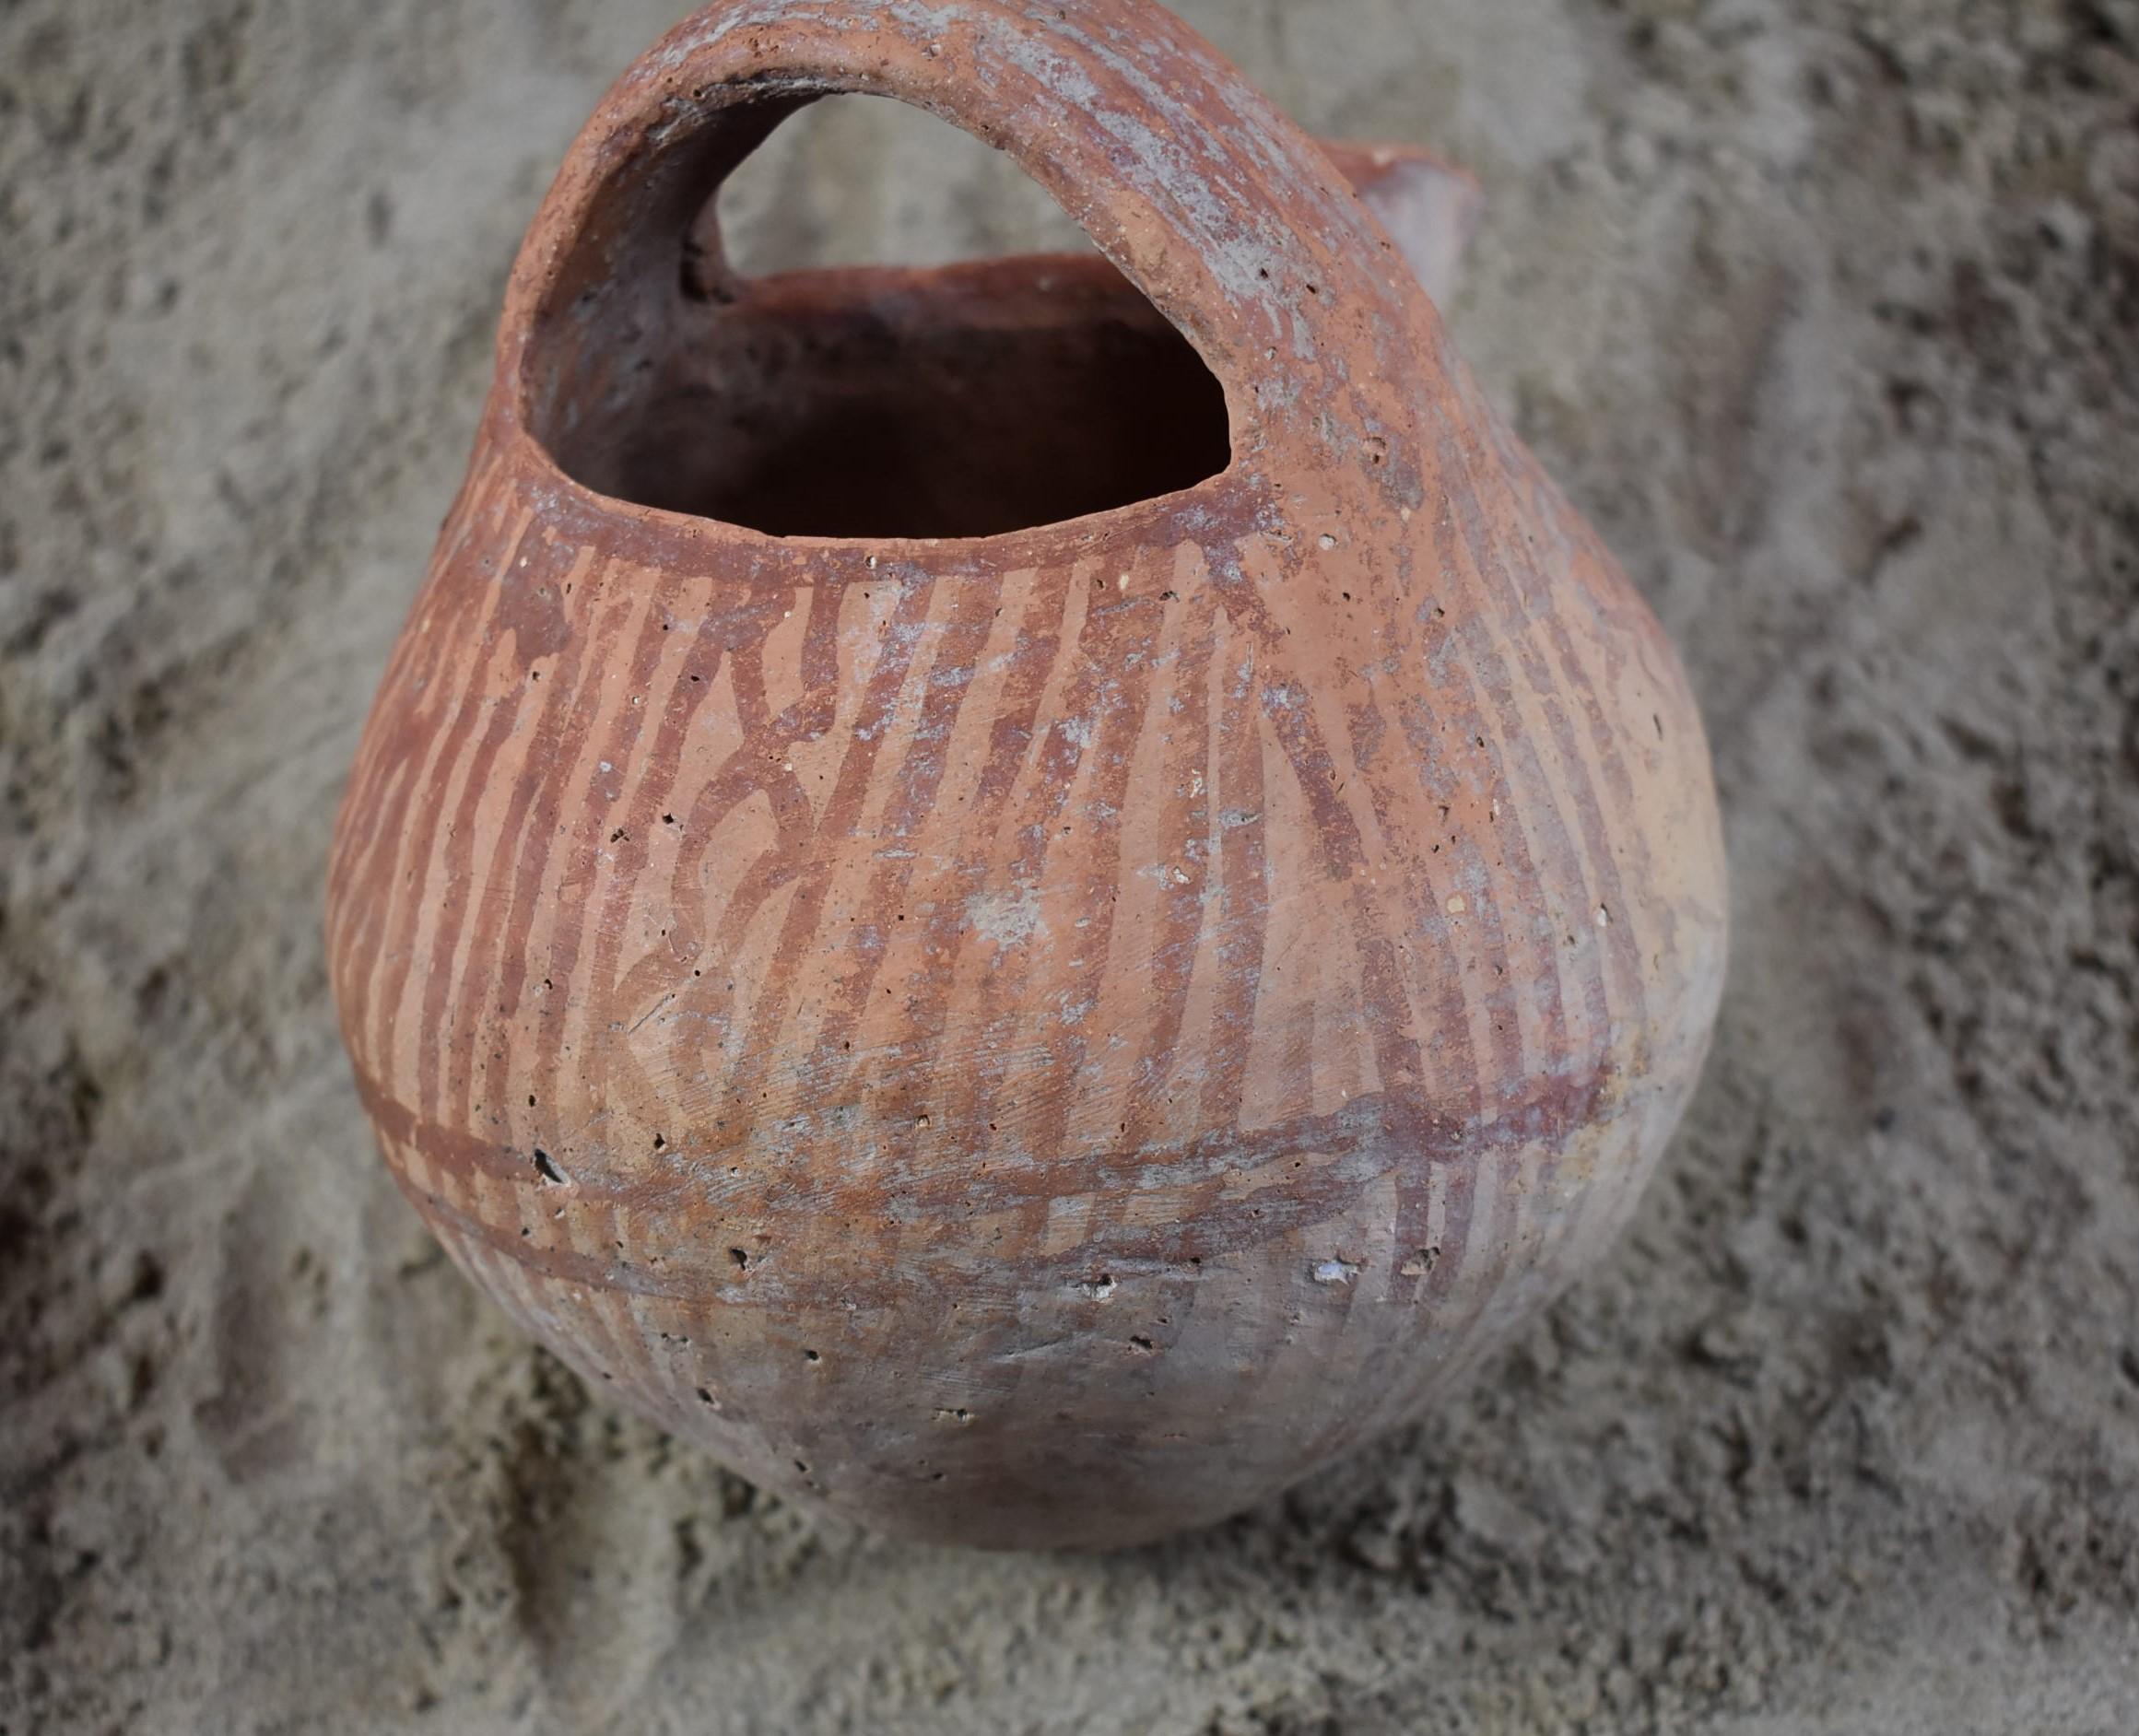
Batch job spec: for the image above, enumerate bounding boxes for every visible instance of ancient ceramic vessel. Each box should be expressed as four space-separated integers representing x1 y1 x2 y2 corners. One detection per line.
326 0 1726 1549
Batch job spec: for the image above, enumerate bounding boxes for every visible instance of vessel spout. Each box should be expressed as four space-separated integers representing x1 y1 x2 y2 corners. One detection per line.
1320 140 1483 307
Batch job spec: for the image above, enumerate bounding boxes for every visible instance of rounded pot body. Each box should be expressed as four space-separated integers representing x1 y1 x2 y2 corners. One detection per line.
325 0 1727 1548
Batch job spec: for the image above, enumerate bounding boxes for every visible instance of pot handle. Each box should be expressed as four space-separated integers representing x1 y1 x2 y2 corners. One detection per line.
502 0 1436 435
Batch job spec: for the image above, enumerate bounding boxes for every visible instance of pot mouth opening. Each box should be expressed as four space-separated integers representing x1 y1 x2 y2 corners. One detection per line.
520 92 1237 545
541 255 1233 542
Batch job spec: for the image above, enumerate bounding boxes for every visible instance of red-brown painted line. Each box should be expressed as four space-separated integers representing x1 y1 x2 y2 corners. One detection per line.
357 1052 1627 1293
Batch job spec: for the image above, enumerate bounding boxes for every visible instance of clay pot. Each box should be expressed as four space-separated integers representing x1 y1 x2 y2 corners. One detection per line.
326 0 1726 1550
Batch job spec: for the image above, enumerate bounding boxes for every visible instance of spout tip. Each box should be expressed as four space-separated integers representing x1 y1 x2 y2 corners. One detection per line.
1319 140 1484 309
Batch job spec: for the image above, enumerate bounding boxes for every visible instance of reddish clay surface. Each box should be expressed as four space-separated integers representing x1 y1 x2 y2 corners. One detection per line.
326 0 1727 1549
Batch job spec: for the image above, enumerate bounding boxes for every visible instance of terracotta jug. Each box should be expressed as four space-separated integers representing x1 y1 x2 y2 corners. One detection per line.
326 0 1727 1550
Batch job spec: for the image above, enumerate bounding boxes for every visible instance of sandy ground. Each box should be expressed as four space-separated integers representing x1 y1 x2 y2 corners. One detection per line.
5 1 2138 1730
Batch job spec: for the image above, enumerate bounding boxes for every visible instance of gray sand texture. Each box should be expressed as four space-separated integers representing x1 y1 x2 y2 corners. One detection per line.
5 1 2138 1730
